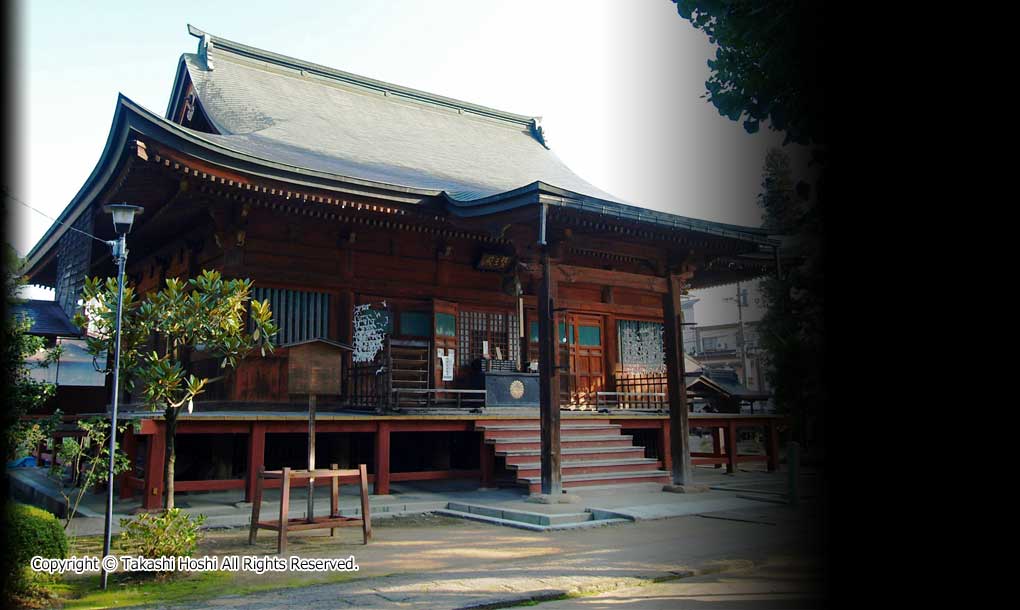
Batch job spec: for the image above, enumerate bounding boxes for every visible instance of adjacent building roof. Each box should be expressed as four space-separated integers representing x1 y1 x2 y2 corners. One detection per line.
10 300 81 337
689 367 770 401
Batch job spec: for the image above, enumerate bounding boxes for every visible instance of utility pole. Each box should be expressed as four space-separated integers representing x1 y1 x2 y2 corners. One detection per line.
725 282 751 388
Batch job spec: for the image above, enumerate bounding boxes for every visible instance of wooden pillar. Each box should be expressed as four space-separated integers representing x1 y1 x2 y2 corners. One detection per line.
663 273 693 485
143 423 166 510
374 421 390 495
725 420 738 474
537 250 561 495
246 422 266 502
604 312 619 392
659 420 673 473
767 419 780 472
479 439 494 488
712 427 723 469
119 427 137 499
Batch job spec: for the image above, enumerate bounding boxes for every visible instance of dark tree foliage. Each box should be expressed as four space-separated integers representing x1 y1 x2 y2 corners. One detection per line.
673 0 826 146
2 245 58 461
675 1 828 446
755 149 825 445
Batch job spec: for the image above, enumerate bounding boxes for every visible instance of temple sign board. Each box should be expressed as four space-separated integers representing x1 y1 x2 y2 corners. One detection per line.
284 338 352 520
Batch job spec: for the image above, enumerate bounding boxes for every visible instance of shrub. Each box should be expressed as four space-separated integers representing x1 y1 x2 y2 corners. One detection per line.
117 509 206 563
3 503 67 603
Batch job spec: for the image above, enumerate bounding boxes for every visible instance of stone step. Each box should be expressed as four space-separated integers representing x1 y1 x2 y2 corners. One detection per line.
511 458 663 478
434 506 631 532
498 446 648 464
520 470 671 493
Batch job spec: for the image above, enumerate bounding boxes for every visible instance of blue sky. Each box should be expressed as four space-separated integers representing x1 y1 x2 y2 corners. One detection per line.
11 0 794 323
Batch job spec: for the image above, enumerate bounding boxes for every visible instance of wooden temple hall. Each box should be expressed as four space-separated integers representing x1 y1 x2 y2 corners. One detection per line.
22 26 784 507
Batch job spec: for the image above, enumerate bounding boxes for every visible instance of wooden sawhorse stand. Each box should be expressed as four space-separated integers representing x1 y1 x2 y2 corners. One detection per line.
249 463 372 554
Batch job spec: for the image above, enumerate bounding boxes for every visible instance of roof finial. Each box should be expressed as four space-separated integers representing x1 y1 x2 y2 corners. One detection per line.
198 33 215 71
530 118 549 149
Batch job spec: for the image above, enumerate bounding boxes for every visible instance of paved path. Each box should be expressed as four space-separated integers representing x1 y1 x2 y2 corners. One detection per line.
534 557 825 609
148 502 824 609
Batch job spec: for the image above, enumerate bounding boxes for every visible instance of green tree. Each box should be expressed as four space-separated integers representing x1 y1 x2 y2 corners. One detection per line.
675 1 827 447
74 270 277 509
48 417 131 528
673 0 826 146
755 148 824 446
2 245 60 461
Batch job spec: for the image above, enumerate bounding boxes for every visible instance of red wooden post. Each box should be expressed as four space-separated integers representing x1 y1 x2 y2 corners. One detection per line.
725 421 738 474
278 467 291 555
374 422 390 495
143 423 166 510
712 427 723 469
246 422 266 502
479 439 494 488
659 420 673 473
359 463 372 543
119 427 137 499
767 419 780 472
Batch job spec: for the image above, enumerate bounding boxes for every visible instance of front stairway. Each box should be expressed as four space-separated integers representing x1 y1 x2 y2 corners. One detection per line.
476 419 671 493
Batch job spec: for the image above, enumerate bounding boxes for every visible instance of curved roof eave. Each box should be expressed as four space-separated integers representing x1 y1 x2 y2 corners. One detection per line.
23 94 446 276
443 182 778 247
25 94 779 279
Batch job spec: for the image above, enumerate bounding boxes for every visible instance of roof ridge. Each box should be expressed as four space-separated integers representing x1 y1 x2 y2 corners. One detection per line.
186 24 542 132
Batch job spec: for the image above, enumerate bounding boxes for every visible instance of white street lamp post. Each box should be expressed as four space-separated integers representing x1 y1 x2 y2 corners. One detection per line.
99 203 143 590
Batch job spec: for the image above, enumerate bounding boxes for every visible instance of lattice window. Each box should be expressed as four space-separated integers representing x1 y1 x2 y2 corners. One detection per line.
252 287 331 345
618 319 665 373
457 310 518 367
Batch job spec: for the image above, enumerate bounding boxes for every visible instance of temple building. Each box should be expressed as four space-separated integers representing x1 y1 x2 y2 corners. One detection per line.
22 26 782 507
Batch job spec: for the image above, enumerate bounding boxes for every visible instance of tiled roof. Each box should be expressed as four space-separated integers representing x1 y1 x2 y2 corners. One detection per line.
10 300 81 337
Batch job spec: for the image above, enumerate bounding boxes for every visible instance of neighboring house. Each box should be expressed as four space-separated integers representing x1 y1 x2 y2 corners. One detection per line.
11 299 107 414
692 321 770 397
19 26 779 503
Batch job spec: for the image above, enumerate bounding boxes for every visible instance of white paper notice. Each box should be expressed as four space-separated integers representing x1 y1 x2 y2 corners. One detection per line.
482 340 489 358
441 354 454 381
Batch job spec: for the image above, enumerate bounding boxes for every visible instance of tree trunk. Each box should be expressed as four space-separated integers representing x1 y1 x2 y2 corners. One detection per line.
163 407 177 510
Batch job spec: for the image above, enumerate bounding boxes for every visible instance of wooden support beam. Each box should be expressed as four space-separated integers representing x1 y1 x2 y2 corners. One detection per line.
537 250 562 495
479 440 494 488
374 422 390 495
246 422 266 503
725 421 738 474
663 273 693 485
143 422 166 510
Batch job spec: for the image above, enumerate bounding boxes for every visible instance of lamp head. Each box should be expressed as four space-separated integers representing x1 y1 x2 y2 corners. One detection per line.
103 204 144 236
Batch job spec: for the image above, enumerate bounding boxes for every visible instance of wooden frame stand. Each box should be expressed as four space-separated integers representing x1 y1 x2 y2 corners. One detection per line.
249 463 372 554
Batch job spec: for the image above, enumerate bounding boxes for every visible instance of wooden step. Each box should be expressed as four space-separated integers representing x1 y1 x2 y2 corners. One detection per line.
475 419 612 429
487 436 634 452
480 425 621 440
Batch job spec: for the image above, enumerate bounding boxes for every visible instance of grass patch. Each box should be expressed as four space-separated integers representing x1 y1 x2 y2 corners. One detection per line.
51 569 361 610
